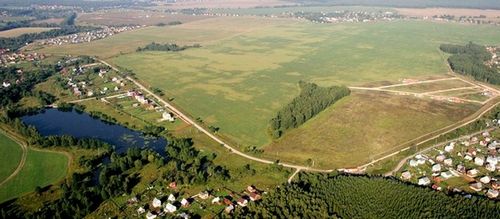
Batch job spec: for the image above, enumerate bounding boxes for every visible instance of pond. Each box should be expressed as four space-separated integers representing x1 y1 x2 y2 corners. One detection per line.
22 108 167 155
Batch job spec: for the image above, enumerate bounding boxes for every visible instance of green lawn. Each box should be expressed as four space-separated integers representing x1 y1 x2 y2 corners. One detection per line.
0 149 68 203
0 133 23 183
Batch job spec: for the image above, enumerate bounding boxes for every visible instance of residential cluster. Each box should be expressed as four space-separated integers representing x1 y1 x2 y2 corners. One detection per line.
400 122 500 199
129 184 263 218
289 11 401 23
59 64 125 97
36 25 143 46
125 90 175 122
0 49 46 67
418 15 500 26
486 46 500 69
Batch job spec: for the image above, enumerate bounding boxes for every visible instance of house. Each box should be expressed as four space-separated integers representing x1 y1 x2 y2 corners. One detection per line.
87 90 94 97
444 158 453 166
486 156 498 165
137 207 145 215
401 171 412 180
181 198 189 207
440 171 453 179
444 144 454 153
198 191 210 200
212 197 221 204
492 182 500 190
475 156 485 166
464 155 473 161
416 159 426 165
152 198 162 208
480 176 491 184
164 203 177 213
114 86 119 91
146 212 157 219
432 164 442 172
467 169 479 177
487 189 499 198
457 164 466 173
469 182 483 192
436 155 446 162
162 112 175 122
112 77 118 82
223 198 232 206
483 131 490 137
418 177 431 186
2 81 11 88
237 198 248 207
486 163 496 172
249 192 261 201
177 212 189 219
168 194 176 202
247 185 257 193
480 140 488 146
225 204 234 214
169 181 177 188
467 148 477 156
409 159 418 167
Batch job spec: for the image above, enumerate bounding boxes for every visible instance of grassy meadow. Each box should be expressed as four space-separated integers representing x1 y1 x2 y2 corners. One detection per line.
0 27 56 38
0 133 23 183
0 149 68 203
38 16 500 167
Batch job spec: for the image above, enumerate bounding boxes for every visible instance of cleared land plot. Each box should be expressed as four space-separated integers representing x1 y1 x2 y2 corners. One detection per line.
0 133 23 183
158 0 292 9
263 92 479 168
39 17 500 167
384 78 473 93
397 8 500 21
31 18 64 24
77 10 211 26
0 149 68 203
0 27 56 38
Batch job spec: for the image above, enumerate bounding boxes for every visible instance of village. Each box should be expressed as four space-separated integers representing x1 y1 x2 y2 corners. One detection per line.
486 46 500 69
35 25 143 46
398 119 500 200
123 182 263 218
0 49 46 67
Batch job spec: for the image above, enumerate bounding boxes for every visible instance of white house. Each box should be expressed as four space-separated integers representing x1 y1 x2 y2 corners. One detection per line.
486 156 498 165
409 159 418 167
2 81 11 88
198 191 209 200
146 212 157 219
401 171 412 180
444 158 453 166
416 159 426 165
467 169 479 177
162 112 175 122
417 177 430 186
432 164 441 172
164 203 177 213
152 198 162 208
177 212 189 219
225 205 234 214
475 156 485 166
181 198 189 207
469 182 483 192
440 171 453 179
168 194 176 202
480 176 491 184
487 189 499 198
212 197 221 204
444 144 454 153
436 155 446 162
137 207 145 215
237 198 248 207
486 163 496 172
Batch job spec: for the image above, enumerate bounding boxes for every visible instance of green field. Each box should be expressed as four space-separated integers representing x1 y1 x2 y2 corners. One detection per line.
38 17 500 167
0 27 56 38
0 133 23 183
0 149 68 203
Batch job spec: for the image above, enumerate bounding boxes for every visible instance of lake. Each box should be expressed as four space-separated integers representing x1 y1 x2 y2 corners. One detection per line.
22 108 167 155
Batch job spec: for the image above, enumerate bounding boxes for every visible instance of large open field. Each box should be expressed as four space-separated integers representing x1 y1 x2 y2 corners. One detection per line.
77 9 212 26
38 16 500 168
0 27 56 38
0 149 68 203
0 133 23 182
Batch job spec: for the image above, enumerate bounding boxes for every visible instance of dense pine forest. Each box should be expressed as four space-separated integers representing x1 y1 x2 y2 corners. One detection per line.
440 42 500 85
268 81 350 138
234 173 500 218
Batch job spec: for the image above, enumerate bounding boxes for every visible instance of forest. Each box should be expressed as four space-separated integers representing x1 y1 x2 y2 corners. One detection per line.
268 81 350 138
234 173 500 218
136 42 201 52
440 42 500 85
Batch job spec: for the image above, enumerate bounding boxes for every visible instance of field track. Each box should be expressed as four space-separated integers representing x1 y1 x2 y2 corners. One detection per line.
0 129 27 188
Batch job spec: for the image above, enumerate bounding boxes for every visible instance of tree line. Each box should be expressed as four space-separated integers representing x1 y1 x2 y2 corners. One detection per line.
234 173 500 218
136 42 201 52
440 42 500 85
269 81 350 138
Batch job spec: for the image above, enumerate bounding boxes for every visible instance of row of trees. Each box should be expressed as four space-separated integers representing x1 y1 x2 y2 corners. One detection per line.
136 42 201 52
440 42 500 85
235 173 500 218
268 81 350 138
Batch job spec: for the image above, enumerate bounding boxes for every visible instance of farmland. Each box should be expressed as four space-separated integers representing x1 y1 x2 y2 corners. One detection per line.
0 27 56 38
0 149 68 203
0 133 23 183
38 16 500 168
76 9 211 26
